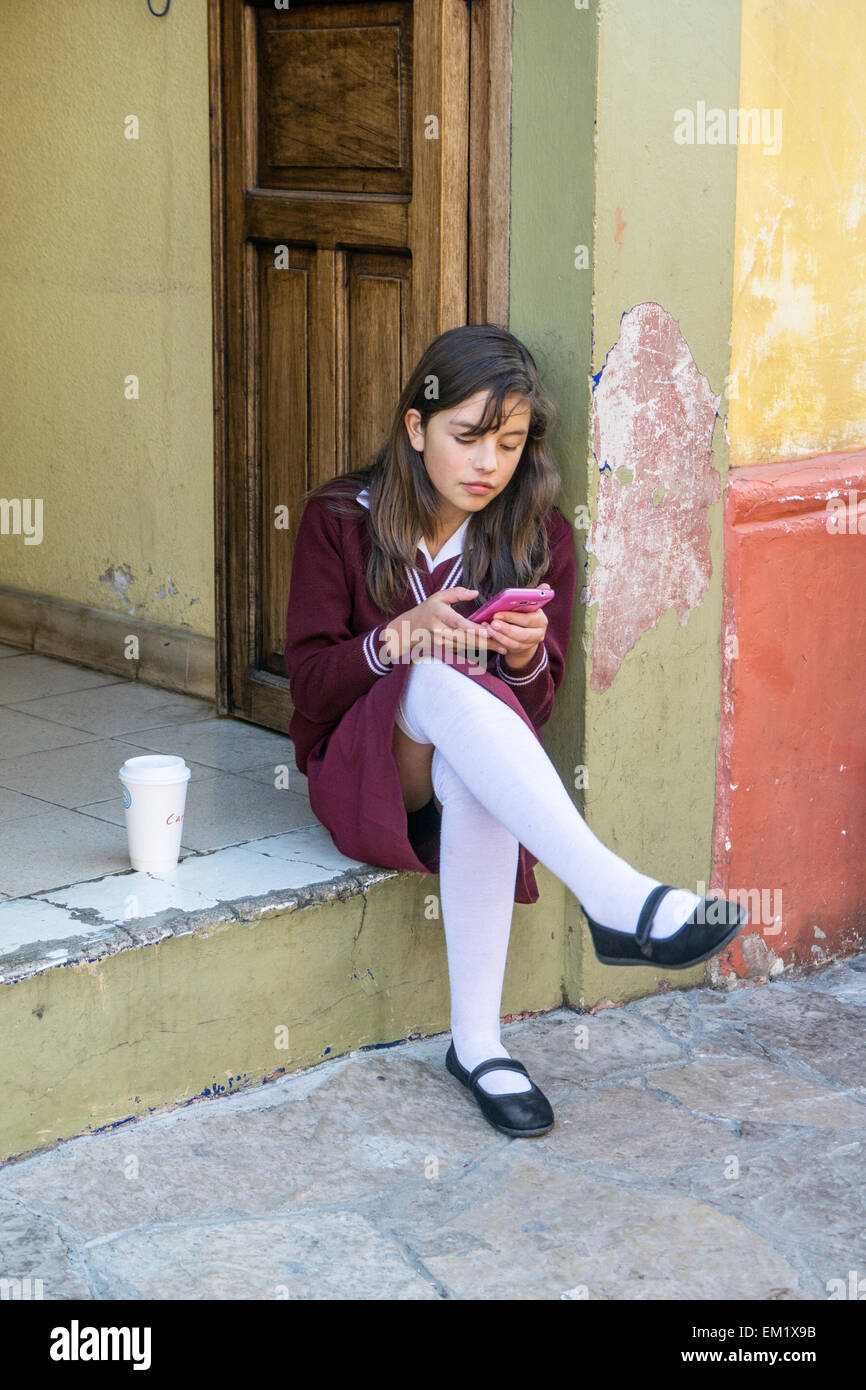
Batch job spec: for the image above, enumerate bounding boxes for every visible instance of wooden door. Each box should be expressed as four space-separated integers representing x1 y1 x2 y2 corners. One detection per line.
209 0 512 727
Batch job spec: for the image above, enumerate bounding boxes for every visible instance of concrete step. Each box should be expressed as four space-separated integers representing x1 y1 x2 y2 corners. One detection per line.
0 825 566 1162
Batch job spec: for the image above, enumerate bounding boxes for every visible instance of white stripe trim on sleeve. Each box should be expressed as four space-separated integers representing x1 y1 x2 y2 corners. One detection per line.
495 644 549 685
363 626 392 675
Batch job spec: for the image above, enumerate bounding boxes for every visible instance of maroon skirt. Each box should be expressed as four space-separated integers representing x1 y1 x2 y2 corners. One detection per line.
305 655 546 905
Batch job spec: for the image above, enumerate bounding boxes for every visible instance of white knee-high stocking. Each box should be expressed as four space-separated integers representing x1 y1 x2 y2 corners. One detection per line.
430 748 533 1097
398 659 702 941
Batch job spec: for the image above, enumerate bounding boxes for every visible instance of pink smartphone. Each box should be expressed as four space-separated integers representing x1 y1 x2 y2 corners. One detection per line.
469 587 555 624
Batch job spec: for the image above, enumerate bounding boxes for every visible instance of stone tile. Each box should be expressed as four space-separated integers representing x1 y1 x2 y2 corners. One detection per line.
0 807 132 897
686 1002 804 1066
0 738 221 809
543 1084 743 1179
0 653 120 704
0 898 134 980
785 960 866 1009
0 1189 91 1300
75 773 314 850
86 1212 439 1299
0 708 99 761
466 1007 684 1092
235 753 300 783
168 773 316 851
246 826 367 874
697 987 866 1092
8 680 217 736
121 843 334 906
1 935 132 983
630 990 706 1040
383 1152 807 1300
2 1055 499 1241
638 981 866 1073
646 1056 866 1128
674 1128 866 1288
34 868 223 926
0 786 59 824
123 718 298 777
0 895 119 954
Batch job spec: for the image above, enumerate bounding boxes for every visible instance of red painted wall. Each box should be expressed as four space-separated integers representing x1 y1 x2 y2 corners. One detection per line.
712 450 866 977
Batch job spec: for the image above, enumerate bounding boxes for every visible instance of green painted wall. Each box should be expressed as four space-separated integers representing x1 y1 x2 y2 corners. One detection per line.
509 0 598 993
511 0 741 1002
584 0 740 1000
0 2 215 635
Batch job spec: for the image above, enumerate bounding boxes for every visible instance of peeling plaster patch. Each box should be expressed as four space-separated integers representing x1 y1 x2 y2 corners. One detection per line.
97 563 135 603
155 575 179 599
585 303 721 692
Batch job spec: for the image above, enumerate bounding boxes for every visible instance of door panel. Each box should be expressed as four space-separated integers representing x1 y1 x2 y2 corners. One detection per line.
255 4 412 194
345 252 411 476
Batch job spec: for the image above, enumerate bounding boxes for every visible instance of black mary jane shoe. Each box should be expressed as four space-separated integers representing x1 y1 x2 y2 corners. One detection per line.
445 1042 554 1138
584 883 750 969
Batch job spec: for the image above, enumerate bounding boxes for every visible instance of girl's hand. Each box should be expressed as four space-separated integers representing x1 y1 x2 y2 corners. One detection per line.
382 587 511 660
478 586 551 667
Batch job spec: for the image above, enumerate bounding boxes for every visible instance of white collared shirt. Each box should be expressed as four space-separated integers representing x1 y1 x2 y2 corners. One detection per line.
355 487 469 574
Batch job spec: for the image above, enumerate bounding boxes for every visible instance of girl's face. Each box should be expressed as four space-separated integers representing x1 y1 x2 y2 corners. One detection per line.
404 390 532 525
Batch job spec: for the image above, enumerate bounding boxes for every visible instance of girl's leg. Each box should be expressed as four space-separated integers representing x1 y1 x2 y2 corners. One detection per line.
430 748 533 1096
397 659 703 939
392 722 436 813
394 681 532 1096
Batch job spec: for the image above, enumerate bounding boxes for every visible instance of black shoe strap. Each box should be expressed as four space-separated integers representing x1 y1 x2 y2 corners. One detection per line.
469 1057 530 1088
634 884 676 954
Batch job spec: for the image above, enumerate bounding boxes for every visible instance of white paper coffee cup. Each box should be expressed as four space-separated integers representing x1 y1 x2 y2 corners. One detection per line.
118 755 191 873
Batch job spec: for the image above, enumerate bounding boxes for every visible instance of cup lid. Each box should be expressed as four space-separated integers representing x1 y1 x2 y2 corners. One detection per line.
118 755 191 785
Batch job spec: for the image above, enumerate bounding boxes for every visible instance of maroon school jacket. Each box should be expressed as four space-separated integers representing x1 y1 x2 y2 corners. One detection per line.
283 485 577 905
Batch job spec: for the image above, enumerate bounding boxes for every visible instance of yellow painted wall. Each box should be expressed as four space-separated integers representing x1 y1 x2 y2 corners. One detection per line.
728 0 866 467
0 2 215 634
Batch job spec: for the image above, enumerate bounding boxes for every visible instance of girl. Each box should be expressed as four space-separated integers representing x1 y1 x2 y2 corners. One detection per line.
283 324 747 1139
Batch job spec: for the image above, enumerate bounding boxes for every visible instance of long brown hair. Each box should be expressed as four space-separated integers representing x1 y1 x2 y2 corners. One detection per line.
302 323 562 615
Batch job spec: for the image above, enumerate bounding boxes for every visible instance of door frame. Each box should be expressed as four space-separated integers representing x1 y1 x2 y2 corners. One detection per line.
207 0 513 717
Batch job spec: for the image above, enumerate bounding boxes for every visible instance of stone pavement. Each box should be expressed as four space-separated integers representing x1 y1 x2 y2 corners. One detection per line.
2 955 865 1301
